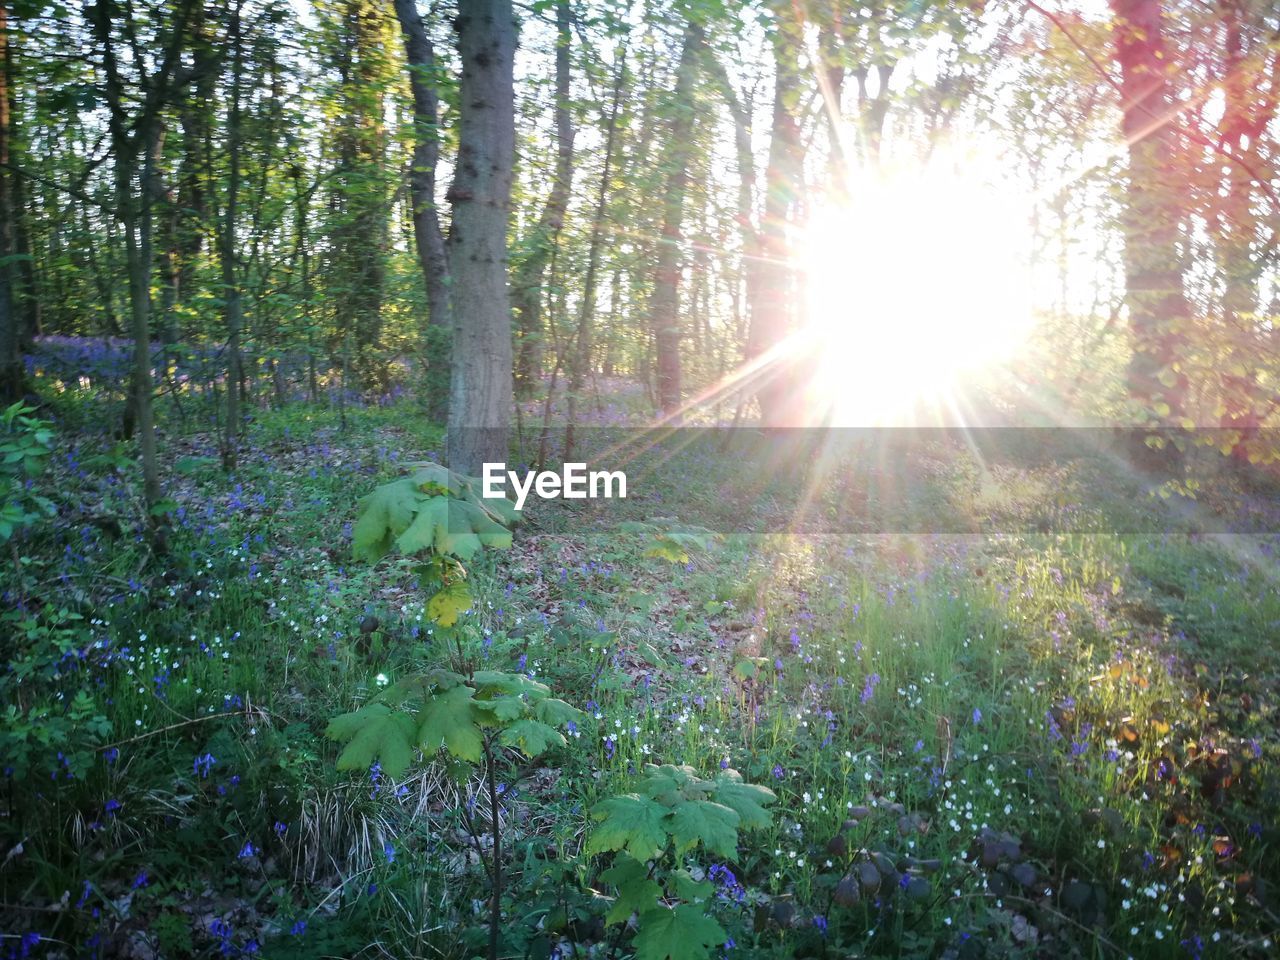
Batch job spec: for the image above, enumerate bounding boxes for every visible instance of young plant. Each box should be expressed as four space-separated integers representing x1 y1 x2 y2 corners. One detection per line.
618 520 719 565
588 763 776 960
331 461 583 960
0 402 54 543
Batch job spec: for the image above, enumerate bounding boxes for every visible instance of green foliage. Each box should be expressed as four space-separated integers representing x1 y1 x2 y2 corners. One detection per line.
352 462 516 628
326 669 583 779
588 765 775 959
0 402 55 541
618 520 719 564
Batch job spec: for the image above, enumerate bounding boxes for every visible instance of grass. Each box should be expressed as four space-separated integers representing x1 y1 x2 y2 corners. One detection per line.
2 388 1279 959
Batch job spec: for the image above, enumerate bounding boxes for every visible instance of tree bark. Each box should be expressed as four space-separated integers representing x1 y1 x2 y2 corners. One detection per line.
445 0 517 474
565 48 625 458
512 0 575 400
1109 0 1190 464
393 0 452 421
647 21 703 415
747 9 804 427
89 0 193 533
0 0 23 404
219 6 245 469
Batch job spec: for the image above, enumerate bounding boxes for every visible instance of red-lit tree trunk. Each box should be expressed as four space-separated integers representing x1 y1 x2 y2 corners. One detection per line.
1109 0 1190 464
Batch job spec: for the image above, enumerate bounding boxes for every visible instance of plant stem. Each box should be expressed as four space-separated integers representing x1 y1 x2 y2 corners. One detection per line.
484 736 502 960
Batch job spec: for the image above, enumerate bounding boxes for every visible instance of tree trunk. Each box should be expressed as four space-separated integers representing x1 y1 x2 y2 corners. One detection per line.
1109 0 1190 465
89 0 193 534
0 0 23 404
565 50 625 458
445 0 516 475
647 21 703 415
748 10 803 427
219 7 245 470
1212 1 1276 461
393 0 452 421
511 0 575 400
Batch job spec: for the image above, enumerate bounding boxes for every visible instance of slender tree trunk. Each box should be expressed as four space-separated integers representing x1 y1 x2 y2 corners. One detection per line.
219 7 245 469
393 0 452 421
1109 0 1190 465
0 0 23 403
445 0 516 475
512 0 575 400
647 21 703 415
89 0 193 535
1213 1 1276 461
748 9 803 427
565 50 625 458
5 16 38 347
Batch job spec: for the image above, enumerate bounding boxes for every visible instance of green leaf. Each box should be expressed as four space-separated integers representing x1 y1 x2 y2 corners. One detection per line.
668 800 740 858
395 496 512 560
712 770 776 831
587 794 670 860
473 695 527 723
353 478 422 561
670 868 715 902
497 718 564 758
600 854 662 925
533 697 584 726
427 580 473 626
417 685 483 762
632 904 726 960
325 703 416 780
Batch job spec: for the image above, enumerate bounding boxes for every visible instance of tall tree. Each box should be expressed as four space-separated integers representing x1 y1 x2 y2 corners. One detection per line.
326 0 393 390
445 0 516 474
88 0 196 530
0 0 22 403
746 6 803 427
1109 0 1191 458
217 2 246 468
647 19 703 415
511 0 575 400
393 0 452 420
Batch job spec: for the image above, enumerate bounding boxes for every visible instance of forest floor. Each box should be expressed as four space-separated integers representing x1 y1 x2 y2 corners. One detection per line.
3 392 1280 960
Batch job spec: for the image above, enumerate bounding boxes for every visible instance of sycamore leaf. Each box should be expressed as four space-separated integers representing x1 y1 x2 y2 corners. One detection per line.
473 695 527 723
353 478 423 561
396 496 512 560
600 854 662 925
427 580 473 627
644 538 689 564
670 868 715 902
587 794 670 860
668 800 740 858
498 718 564 758
632 904 726 960
712 770 776 831
471 670 548 698
326 703 416 780
534 697 584 727
417 685 483 762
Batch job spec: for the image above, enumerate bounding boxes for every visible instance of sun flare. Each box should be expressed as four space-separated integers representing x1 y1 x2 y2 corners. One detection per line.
798 159 1035 426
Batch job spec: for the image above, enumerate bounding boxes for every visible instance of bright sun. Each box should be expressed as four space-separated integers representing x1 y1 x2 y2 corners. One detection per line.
798 157 1035 426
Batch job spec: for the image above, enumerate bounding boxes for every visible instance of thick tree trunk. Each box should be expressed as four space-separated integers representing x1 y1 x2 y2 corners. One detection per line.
1109 0 1190 463
393 0 452 421
647 21 703 415
747 11 803 427
445 0 516 474
512 0 574 400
